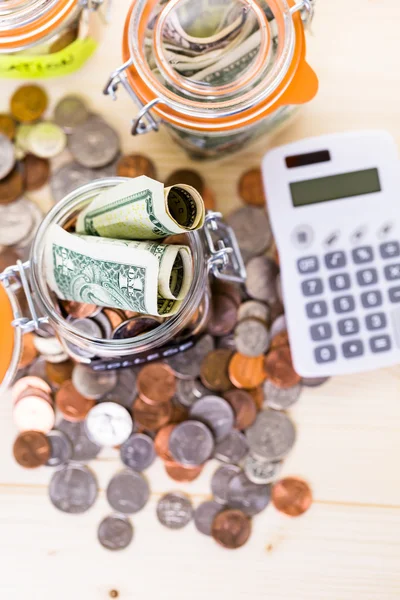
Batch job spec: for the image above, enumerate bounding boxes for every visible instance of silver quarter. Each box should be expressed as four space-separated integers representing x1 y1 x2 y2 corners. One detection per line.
169 420 214 466
72 364 117 400
270 314 287 338
245 410 296 461
189 395 234 442
98 514 133 551
245 256 279 303
46 430 73 467
175 377 208 408
0 133 15 179
302 376 330 387
68 119 120 168
0 198 40 246
85 402 133 447
57 419 102 462
194 500 223 536
227 206 272 263
51 162 93 203
237 300 270 324
263 379 302 411
49 463 98 514
165 334 215 379
106 469 150 514
54 95 90 133
211 464 241 504
234 318 270 357
227 471 271 516
244 455 282 485
120 433 156 471
156 492 193 530
214 430 249 464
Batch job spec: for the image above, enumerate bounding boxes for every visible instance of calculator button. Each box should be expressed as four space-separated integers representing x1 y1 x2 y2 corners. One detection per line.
365 312 387 331
329 273 351 292
384 264 400 281
333 295 355 314
388 287 400 303
310 323 332 341
342 340 364 358
380 241 400 259
356 268 378 286
297 256 319 274
352 246 374 264
361 290 382 308
314 345 337 364
369 335 392 353
324 251 346 269
306 300 328 319
301 278 323 296
337 318 360 336
291 225 314 249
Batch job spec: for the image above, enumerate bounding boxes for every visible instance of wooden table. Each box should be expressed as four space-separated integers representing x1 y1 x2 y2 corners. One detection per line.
1 1 400 598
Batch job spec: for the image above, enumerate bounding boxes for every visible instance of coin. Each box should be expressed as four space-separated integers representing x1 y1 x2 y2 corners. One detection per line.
45 360 74 386
156 492 193 529
245 410 296 461
237 300 270 324
23 154 50 190
200 349 233 392
68 119 120 168
154 424 175 461
211 464 241 504
86 403 133 446
0 114 16 140
270 330 289 350
175 377 208 408
17 333 38 369
228 353 266 389
12 376 52 403
238 168 266 207
194 501 223 536
0 247 18 271
270 314 287 338
263 379 302 410
98 514 134 551
227 471 271 516
45 430 73 467
60 300 100 319
32 335 68 364
169 420 214 465
56 380 95 422
120 433 156 471
106 469 150 514
27 122 66 158
244 455 282 485
216 333 237 352
166 334 215 379
49 463 98 514
189 395 234 442
202 187 216 211
207 293 238 337
13 430 50 468
227 206 272 263
72 364 117 400
0 167 23 204
57 419 101 462
223 389 257 430
211 509 251 549
136 363 176 405
112 316 159 339
272 477 312 517
51 162 93 203
214 430 249 464
248 386 264 411
0 133 15 179
133 395 172 431
302 376 330 388
11 85 48 123
245 256 279 303
102 308 126 331
13 395 55 433
116 154 157 178
235 318 270 357
102 368 138 409
264 346 301 389
164 462 204 482
212 280 242 307
165 169 205 195
49 26 78 53
54 96 89 133
91 311 113 338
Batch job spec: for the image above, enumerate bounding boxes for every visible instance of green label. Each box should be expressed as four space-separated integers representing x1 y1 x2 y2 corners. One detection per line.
0 37 97 79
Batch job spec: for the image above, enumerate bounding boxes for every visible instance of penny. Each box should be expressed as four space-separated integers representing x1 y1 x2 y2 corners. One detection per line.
164 462 203 482
0 247 18 271
49 26 78 53
302 376 330 388
194 500 223 536
11 85 48 123
68 119 120 168
169 420 214 465
120 433 156 471
154 424 176 461
227 471 271 516
212 280 242 308
102 308 126 330
112 316 159 339
51 161 93 203
106 469 150 514
189 395 234 442
116 154 157 178
264 346 301 389
237 300 270 324
45 360 74 386
165 169 205 195
49 463 98 514
200 349 233 392
270 330 289 349
272 477 312 517
214 430 249 464
26 122 66 158
238 167 266 207
175 377 208 408
13 430 50 468
228 353 266 389
235 318 270 357
60 300 100 319
45 430 73 467
0 168 23 204
0 133 15 179
263 379 302 410
13 392 55 432
244 455 282 485
202 187 216 211
248 386 264 410
0 114 16 140
207 293 238 337
156 492 193 529
211 509 251 549
223 389 257 430
245 410 296 461
23 154 50 191
98 514 134 551
56 380 95 422
227 206 272 263
12 376 52 404
132 395 172 431
57 419 101 462
85 403 133 446
245 256 279 303
54 95 89 133
136 363 176 405
166 334 215 379
211 464 241 504
72 364 117 400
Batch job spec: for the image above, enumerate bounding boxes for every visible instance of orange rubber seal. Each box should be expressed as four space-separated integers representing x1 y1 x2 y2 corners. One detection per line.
0 284 16 386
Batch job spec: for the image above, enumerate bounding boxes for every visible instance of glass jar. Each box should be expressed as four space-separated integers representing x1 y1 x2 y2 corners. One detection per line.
0 177 246 396
0 0 110 78
104 0 318 159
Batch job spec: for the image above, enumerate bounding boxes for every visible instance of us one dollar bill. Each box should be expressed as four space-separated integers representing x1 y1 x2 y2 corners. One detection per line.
76 176 205 240
45 224 193 317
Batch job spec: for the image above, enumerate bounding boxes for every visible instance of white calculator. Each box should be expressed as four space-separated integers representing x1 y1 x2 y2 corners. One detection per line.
262 130 400 376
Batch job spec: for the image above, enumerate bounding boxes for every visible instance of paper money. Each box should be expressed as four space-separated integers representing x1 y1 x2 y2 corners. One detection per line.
45 224 193 317
76 176 205 240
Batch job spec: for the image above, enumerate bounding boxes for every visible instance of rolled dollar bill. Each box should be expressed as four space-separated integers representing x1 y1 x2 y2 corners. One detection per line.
45 224 193 317
76 176 205 240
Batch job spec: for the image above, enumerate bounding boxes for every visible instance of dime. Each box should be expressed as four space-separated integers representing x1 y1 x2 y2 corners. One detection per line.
112 316 159 339
106 469 150 514
272 477 313 517
245 256 279 303
223 389 257 430
166 334 215 379
60 300 100 319
165 169 205 195
175 377 208 408
200 348 232 392
13 395 55 433
245 410 296 461
45 430 73 467
13 430 50 468
194 500 223 536
227 206 272 263
263 379 302 410
234 318 270 357
11 85 48 123
214 430 249 464
207 293 238 337
133 396 172 431
68 119 120 168
57 419 101 461
116 154 157 178
98 514 134 551
302 376 330 388
23 154 50 190
238 167 266 207
211 464 241 504
264 346 301 389
85 403 133 446
136 363 176 404
164 462 204 482
154 424 176 461
51 162 93 203
45 360 74 386
211 509 251 549
120 433 156 471
189 395 234 442
0 114 16 140
54 96 89 133
156 492 193 529
228 353 266 389
0 168 23 205
18 333 39 369
169 420 214 465
55 380 95 422
49 463 98 514
227 471 271 516
237 300 270 324
244 455 282 485
72 364 117 400
26 122 67 158
0 133 15 179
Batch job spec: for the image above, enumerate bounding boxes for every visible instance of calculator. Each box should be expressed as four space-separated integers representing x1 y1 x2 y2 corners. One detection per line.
262 130 400 376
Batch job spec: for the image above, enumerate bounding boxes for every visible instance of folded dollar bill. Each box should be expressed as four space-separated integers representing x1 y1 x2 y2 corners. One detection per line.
76 176 205 240
45 224 193 317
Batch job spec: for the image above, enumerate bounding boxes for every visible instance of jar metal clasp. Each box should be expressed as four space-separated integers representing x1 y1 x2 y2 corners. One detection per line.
290 0 315 27
204 212 246 284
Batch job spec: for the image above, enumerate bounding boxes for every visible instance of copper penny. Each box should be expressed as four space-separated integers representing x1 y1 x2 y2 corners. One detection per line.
60 300 99 319
162 233 190 245
0 114 16 140
228 353 266 389
112 316 160 339
272 477 313 517
202 187 216 211
23 154 50 191
264 346 301 389
211 509 251 549
49 26 78 53
170 401 189 424
165 169 205 195
116 154 157 179
102 308 126 330
13 430 50 468
56 380 95 422
137 363 176 404
0 167 24 204
12 376 52 404
154 424 176 461
18 332 39 369
0 247 19 271
270 330 289 350
238 168 266 207
200 349 233 393
45 360 74 386
269 301 284 323
207 293 238 337
10 84 48 123
165 461 203 482
223 389 257 430
248 387 264 411
212 280 242 307
132 396 172 431
16 386 52 406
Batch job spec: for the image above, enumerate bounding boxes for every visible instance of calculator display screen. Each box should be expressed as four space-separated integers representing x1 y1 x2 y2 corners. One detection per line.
290 168 381 207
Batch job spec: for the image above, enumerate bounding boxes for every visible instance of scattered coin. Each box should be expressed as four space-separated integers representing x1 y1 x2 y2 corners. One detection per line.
246 410 296 461
120 433 156 471
227 206 272 263
238 167 266 207
227 471 271 516
194 501 223 536
164 462 204 482
0 133 15 179
51 161 94 203
56 380 95 422
26 122 67 158
46 430 73 467
68 119 120 168
264 346 301 389
270 314 287 338
133 395 172 431
102 368 137 409
23 153 50 190
154 424 175 461
166 334 215 379
54 96 89 133
116 154 157 178
165 169 205 195
270 330 289 350
189 395 234 442
85 402 133 446
11 85 48 123
214 430 249 464
49 463 98 514
245 256 279 303
207 293 238 337
45 360 74 386
169 420 214 465
237 300 270 323
57 419 102 462
263 379 302 410
223 389 257 430
200 349 233 392
175 377 208 408
106 469 150 514
211 509 251 549
302 376 330 387
211 464 241 504
136 363 176 405
13 430 50 468
228 353 266 389
0 168 23 204
0 114 16 140
13 394 55 433
156 492 193 529
72 364 117 400
98 514 134 551
244 455 282 485
272 477 313 517
235 317 270 357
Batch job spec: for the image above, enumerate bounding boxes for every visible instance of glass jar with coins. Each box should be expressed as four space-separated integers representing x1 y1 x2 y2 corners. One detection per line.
104 0 318 159
0 0 110 79
0 177 246 397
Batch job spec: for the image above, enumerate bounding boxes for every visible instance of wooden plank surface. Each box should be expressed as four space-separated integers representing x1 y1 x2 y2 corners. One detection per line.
1 1 400 598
